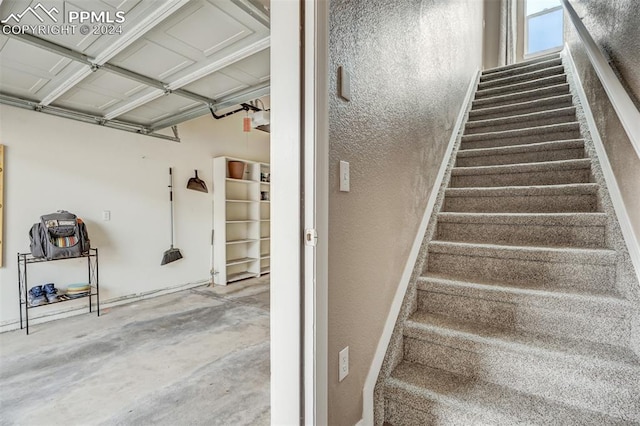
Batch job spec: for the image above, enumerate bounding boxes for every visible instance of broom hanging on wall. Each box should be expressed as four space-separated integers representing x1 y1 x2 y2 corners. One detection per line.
161 167 183 265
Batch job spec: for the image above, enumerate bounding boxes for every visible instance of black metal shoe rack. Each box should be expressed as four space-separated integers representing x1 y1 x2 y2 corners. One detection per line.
17 248 100 335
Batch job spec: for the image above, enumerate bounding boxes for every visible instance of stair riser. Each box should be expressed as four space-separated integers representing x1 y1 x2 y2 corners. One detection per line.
465 113 576 135
481 58 563 81
385 398 438 426
416 291 629 346
385 395 502 426
456 146 585 167
450 168 592 188
478 67 565 91
436 222 606 248
472 85 570 109
461 129 582 150
469 98 574 121
443 193 598 213
426 252 615 292
475 75 567 99
403 338 640 421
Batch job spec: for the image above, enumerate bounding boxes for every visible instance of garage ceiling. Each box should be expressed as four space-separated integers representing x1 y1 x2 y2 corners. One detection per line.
0 0 270 141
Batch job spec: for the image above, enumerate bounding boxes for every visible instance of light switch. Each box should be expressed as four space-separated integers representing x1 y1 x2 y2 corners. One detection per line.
339 161 350 192
339 346 349 382
338 66 351 101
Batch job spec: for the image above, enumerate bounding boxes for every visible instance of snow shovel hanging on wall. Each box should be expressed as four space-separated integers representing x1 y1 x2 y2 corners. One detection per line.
161 168 183 265
186 170 208 193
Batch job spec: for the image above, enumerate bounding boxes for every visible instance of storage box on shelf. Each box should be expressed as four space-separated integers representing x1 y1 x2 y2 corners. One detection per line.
17 248 100 335
213 157 270 285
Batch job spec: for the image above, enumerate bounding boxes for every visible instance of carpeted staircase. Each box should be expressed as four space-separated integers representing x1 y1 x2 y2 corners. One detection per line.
378 53 640 425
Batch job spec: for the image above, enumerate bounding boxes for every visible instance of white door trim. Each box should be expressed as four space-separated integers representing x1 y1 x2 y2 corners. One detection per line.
303 0 329 425
270 1 303 424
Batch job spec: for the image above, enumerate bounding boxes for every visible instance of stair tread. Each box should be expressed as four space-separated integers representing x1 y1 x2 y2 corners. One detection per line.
472 83 570 107
482 54 561 75
386 362 628 425
418 273 629 312
452 158 591 176
466 106 576 128
437 211 607 226
445 182 599 197
476 74 567 98
406 311 640 368
469 94 574 119
478 65 565 89
462 122 580 142
428 240 616 265
457 139 584 157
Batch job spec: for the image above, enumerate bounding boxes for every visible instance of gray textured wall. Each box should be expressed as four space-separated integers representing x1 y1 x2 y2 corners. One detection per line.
328 0 484 424
565 0 640 250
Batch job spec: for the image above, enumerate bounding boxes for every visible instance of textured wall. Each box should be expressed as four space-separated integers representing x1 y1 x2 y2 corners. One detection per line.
328 0 484 424
564 0 640 251
568 0 640 102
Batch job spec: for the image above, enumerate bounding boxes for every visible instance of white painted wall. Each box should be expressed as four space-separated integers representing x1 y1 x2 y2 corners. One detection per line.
0 105 269 329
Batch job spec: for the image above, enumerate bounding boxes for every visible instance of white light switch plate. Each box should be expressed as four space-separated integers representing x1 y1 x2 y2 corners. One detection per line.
339 346 349 382
338 66 351 101
339 161 350 192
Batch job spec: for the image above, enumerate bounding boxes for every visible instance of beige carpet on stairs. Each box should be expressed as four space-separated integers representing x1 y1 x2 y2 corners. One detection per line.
376 52 640 425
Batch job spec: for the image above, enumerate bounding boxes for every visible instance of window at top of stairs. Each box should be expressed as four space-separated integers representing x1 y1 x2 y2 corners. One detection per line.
525 0 564 57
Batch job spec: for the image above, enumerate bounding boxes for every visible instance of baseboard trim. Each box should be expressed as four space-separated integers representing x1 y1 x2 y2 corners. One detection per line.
563 45 640 284
0 279 210 334
360 68 481 426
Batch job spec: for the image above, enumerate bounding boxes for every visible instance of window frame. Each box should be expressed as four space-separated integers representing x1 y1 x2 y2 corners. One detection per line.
524 3 564 59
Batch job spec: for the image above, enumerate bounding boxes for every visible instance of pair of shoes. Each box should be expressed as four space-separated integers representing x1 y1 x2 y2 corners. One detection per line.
28 284 60 306
43 283 60 302
28 286 47 306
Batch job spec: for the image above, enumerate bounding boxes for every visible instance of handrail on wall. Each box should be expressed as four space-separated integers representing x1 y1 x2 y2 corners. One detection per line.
561 0 640 159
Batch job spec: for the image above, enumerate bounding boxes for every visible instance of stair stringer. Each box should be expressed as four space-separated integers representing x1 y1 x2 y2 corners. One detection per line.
561 49 640 357
372 74 480 426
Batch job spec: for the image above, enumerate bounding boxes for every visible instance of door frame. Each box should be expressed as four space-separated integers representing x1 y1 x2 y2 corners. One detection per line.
270 0 329 424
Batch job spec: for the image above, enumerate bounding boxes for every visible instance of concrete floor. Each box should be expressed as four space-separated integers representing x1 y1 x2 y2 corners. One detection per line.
0 276 270 426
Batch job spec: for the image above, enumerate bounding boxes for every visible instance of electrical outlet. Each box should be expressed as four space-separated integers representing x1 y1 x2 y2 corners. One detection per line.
102 210 111 221
339 346 349 382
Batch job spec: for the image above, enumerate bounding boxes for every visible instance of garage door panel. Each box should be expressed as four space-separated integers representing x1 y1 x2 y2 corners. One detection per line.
112 39 194 81
53 84 123 114
225 48 270 81
165 2 250 57
182 72 248 99
117 95 199 124
0 68 50 98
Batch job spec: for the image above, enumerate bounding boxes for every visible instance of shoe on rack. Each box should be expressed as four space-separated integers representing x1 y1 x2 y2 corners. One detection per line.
42 283 60 303
28 286 47 306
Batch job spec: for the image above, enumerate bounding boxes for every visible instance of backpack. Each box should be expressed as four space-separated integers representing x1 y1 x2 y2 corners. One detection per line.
29 211 91 260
